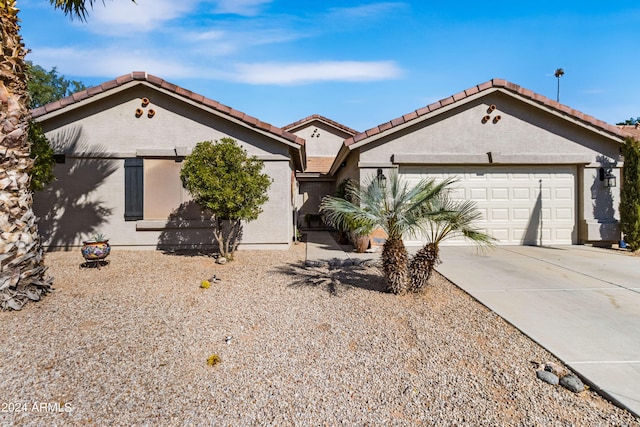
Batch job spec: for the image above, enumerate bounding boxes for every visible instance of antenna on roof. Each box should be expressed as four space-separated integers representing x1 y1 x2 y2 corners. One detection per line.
554 68 565 103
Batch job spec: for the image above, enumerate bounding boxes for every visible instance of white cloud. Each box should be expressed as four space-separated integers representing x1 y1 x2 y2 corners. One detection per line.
232 61 404 85
85 0 198 34
212 0 272 16
327 2 408 19
31 47 196 79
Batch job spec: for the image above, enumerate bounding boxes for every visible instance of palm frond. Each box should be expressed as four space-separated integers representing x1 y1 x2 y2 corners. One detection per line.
423 194 496 248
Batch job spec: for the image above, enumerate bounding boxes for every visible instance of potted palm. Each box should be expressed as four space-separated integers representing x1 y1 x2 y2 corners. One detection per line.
81 233 111 262
348 219 373 253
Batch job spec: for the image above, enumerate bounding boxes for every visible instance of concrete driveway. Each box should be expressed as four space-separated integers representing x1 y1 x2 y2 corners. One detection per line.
436 245 640 417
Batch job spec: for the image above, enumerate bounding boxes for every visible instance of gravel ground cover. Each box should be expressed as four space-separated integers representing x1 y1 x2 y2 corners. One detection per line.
1 244 638 426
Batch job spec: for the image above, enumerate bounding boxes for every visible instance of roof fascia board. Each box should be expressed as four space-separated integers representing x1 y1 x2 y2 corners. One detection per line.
328 145 352 176
287 118 356 136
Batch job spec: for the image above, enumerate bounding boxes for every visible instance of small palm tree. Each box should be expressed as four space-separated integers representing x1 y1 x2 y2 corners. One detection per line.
409 193 496 291
321 171 455 294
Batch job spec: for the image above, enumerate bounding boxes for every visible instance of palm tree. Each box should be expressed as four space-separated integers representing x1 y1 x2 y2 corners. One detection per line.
0 0 134 310
320 171 455 294
409 193 496 292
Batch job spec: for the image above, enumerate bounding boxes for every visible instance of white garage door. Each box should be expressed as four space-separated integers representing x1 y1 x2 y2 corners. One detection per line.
400 165 577 246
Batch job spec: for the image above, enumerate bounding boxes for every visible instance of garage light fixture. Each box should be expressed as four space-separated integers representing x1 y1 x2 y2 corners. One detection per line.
599 167 616 188
376 168 386 182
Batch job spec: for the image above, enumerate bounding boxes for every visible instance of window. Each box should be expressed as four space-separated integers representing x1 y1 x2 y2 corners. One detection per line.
124 158 143 220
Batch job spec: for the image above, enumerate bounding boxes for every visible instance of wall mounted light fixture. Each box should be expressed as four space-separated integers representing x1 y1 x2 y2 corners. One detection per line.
376 168 386 182
599 167 616 188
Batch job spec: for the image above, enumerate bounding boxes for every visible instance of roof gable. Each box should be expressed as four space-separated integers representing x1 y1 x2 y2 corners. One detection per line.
345 79 627 148
31 72 305 150
284 114 358 137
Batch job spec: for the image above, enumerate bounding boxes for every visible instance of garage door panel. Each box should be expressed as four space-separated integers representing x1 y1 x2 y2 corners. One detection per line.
470 188 488 201
491 188 509 200
513 208 531 220
493 229 510 241
491 208 509 221
513 188 531 200
450 188 465 199
555 207 573 220
555 188 573 200
400 165 576 245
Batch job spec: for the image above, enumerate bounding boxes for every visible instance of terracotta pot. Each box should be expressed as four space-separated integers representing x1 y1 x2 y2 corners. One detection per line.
353 234 370 253
81 240 111 261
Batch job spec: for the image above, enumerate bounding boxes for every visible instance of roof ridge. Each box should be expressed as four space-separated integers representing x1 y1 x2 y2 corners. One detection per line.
283 114 358 136
31 71 304 147
344 78 626 146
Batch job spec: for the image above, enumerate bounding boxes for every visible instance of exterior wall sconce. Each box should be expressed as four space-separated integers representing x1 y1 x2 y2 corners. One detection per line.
599 167 616 188
377 168 386 182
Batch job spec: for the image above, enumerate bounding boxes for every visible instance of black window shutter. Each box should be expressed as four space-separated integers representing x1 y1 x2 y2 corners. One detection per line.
124 158 143 220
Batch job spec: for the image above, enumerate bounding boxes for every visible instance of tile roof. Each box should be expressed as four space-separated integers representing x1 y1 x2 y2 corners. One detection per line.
31 71 305 147
304 157 336 174
618 125 640 140
283 114 358 136
345 78 628 146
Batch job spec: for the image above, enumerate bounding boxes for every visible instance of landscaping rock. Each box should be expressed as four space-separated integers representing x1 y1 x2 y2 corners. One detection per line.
216 257 227 265
536 369 559 385
560 374 585 393
544 361 568 378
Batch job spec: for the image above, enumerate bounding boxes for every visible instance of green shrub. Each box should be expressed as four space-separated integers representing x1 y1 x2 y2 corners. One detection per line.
620 137 640 250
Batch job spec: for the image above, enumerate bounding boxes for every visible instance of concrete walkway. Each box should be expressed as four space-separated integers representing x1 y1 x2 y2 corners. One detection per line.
304 231 640 418
304 231 379 266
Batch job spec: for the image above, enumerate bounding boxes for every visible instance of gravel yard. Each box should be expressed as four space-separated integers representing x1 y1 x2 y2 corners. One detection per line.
1 244 638 426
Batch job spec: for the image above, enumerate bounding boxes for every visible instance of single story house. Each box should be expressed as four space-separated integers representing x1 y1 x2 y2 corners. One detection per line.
33 74 632 250
32 72 304 250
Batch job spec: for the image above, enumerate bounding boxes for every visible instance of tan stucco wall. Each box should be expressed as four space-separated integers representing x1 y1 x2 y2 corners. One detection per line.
358 93 621 166
333 149 361 187
40 84 290 158
35 84 296 250
290 121 350 158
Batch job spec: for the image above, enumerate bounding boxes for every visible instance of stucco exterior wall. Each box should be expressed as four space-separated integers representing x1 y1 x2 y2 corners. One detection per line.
291 122 350 158
333 149 361 187
34 84 296 250
358 93 621 166
39 84 290 158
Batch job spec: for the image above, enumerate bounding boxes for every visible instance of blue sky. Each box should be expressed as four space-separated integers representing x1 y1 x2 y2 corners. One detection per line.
18 0 640 132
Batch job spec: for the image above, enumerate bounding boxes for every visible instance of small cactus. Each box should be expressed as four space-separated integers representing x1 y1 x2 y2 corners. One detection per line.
207 354 222 366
